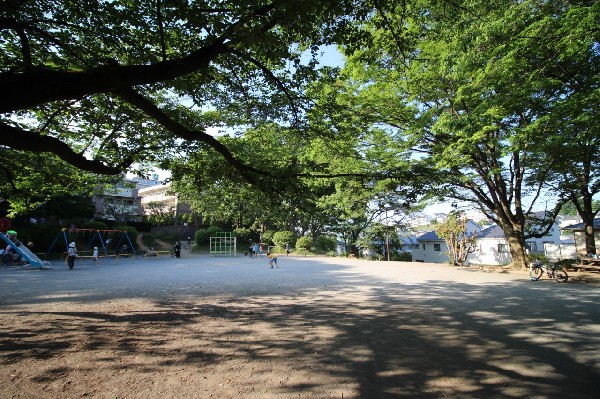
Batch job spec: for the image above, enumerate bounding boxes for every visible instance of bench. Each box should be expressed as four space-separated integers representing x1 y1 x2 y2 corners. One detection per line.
571 264 600 272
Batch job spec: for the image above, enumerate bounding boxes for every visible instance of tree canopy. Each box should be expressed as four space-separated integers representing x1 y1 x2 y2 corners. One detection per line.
0 0 372 179
330 0 599 266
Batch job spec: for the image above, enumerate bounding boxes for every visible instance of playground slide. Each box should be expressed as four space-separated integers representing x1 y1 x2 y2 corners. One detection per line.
0 232 51 269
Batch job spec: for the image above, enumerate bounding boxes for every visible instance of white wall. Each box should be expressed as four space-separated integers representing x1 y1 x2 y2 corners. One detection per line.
412 241 450 263
467 238 512 266
544 243 576 262
525 223 561 254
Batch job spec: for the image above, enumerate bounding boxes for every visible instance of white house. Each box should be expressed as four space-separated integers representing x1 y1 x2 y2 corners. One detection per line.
398 235 419 254
467 225 512 266
413 218 561 266
561 218 600 258
412 220 481 263
467 220 561 266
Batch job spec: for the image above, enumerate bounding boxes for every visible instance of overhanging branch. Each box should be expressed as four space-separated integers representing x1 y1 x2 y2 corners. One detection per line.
0 122 124 174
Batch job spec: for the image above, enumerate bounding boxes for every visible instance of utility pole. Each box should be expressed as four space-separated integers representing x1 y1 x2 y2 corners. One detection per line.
386 208 390 262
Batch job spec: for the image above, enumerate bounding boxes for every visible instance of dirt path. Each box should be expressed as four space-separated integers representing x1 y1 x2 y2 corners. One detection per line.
1 256 599 398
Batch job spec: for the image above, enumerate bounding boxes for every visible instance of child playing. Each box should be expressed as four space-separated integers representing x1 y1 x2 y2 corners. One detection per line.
92 246 99 265
268 252 278 268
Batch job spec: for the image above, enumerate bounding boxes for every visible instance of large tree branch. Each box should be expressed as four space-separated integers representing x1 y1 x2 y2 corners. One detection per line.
115 88 271 184
0 122 125 174
0 1 282 113
0 40 229 113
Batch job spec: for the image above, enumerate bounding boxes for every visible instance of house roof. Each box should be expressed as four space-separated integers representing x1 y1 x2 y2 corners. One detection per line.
399 236 418 245
417 223 479 242
477 225 506 239
563 218 600 230
416 231 442 241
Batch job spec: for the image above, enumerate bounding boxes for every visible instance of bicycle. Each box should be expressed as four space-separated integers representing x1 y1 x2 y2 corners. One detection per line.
530 260 568 283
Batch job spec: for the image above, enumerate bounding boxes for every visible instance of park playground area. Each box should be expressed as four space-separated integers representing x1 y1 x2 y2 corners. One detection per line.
1 254 600 399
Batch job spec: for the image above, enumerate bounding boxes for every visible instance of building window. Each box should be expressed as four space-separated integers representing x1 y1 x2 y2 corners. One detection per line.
422 243 426 250
498 244 509 253
434 243 441 251
525 242 538 252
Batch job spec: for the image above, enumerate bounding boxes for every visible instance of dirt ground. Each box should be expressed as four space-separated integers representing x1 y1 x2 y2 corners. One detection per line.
1 254 600 399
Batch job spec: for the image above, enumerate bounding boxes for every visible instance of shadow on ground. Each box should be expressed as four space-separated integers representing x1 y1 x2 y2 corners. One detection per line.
1 257 599 398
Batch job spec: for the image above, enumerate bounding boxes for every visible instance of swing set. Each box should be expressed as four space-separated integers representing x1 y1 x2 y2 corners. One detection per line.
45 228 137 260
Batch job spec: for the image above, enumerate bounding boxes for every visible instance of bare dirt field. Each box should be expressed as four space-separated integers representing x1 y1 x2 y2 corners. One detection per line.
1 254 600 398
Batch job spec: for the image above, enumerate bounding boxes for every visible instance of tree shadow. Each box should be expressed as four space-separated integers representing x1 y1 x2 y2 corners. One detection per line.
0 257 599 398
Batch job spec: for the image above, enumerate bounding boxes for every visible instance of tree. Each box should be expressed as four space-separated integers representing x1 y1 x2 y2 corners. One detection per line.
1 0 375 181
144 200 174 230
560 201 600 218
0 148 110 218
435 212 477 266
335 0 598 268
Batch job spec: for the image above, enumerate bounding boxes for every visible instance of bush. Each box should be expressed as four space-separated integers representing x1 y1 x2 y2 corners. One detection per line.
296 236 313 251
233 227 252 241
141 233 156 249
529 254 548 263
10 224 59 254
113 225 139 249
394 251 413 262
272 231 297 248
315 236 336 253
270 245 283 254
262 230 276 245
195 226 223 245
155 231 180 246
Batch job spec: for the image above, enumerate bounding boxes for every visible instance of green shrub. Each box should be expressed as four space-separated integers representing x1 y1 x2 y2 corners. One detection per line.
296 236 312 251
262 230 275 245
272 230 297 248
529 254 548 263
10 224 59 254
395 251 413 262
315 236 336 252
113 225 139 249
233 227 252 241
195 226 223 245
270 245 283 254
155 231 180 244
141 233 156 248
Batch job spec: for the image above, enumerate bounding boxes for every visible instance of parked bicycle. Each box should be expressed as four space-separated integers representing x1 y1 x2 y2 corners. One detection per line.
530 260 568 283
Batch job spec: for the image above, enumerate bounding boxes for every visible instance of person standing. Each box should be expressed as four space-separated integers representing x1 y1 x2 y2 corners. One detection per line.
174 241 181 258
67 242 77 270
285 243 290 256
259 244 263 257
92 246 99 265
253 243 259 258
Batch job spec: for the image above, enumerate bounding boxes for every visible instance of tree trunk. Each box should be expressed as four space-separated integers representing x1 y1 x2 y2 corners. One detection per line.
502 222 529 269
584 220 596 256
580 196 597 255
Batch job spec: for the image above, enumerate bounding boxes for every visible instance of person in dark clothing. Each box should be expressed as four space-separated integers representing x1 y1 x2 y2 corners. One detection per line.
174 241 181 258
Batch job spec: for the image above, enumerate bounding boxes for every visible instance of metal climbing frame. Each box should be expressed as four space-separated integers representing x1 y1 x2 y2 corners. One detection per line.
209 232 237 257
